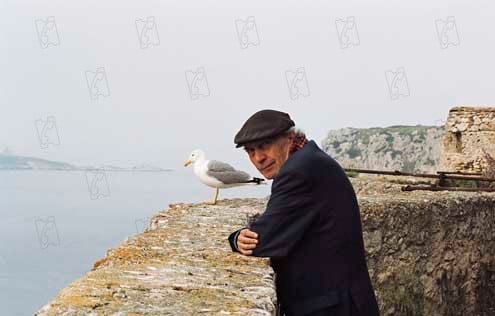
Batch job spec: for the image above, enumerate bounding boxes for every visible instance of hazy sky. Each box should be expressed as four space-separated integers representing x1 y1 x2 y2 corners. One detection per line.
2 0 494 175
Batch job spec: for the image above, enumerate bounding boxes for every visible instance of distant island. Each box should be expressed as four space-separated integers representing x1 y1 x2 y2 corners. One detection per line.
0 154 172 172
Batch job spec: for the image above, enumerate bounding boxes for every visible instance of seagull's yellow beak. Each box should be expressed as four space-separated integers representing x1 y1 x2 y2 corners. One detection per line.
184 160 192 167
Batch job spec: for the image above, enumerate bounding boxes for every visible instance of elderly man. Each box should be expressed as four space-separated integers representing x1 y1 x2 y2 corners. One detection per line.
227 110 380 316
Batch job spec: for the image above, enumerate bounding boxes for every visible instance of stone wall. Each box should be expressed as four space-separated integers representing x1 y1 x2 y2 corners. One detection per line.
36 177 495 316
353 176 495 316
35 199 277 316
440 106 495 174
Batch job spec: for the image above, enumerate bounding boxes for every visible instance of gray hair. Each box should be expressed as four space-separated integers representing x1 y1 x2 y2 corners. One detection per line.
283 126 306 137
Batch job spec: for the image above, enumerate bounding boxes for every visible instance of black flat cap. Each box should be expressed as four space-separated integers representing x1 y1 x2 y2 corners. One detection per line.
234 109 295 148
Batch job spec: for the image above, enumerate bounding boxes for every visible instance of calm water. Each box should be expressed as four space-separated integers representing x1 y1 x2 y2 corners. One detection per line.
0 169 270 316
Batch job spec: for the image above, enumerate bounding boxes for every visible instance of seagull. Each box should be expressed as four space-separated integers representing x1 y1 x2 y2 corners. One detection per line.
184 149 265 205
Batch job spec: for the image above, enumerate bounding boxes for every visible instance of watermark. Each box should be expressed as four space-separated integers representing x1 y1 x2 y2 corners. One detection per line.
435 16 460 49
85 67 110 100
285 67 310 100
434 118 447 127
385 67 410 100
85 168 111 200
235 16 260 49
185 67 210 100
335 16 360 49
35 115 61 149
35 16 60 49
135 217 151 234
135 16 160 49
35 216 60 249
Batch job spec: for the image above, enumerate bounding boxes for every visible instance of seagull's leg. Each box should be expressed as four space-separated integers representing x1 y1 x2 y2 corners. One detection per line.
213 188 219 204
206 188 219 205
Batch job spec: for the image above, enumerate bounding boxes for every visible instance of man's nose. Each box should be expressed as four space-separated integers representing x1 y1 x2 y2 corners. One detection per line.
253 149 266 164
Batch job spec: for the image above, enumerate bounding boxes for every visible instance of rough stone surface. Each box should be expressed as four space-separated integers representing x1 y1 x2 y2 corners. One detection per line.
35 199 276 316
353 176 495 316
440 106 495 174
36 177 495 316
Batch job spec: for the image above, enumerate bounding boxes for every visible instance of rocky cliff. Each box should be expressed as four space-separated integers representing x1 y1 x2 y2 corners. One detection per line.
321 126 444 173
36 176 495 316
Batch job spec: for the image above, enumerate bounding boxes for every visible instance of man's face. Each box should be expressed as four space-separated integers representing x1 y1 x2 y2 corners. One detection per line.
244 133 293 179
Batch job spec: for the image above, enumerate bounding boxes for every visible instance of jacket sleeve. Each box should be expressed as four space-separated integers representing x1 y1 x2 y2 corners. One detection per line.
249 169 316 258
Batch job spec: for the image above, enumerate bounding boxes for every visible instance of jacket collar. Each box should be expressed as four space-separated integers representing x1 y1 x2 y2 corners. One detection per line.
275 139 318 177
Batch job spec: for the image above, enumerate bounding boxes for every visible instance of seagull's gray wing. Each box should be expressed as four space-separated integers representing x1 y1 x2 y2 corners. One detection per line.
206 160 251 184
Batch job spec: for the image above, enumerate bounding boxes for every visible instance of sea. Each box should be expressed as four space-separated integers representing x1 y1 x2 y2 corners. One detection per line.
0 169 271 316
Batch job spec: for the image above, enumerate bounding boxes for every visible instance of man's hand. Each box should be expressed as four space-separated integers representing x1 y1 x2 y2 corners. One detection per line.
237 228 258 255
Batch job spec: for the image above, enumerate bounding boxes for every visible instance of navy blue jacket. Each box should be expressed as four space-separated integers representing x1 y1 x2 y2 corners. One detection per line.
228 140 379 316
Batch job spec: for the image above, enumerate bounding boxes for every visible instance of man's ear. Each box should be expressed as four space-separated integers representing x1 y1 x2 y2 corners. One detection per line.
286 133 297 154
287 133 296 143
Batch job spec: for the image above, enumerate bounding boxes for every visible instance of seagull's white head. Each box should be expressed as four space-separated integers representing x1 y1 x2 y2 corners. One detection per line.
183 149 206 167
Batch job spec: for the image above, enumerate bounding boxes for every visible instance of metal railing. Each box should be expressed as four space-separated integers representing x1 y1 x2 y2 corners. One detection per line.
344 168 495 192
